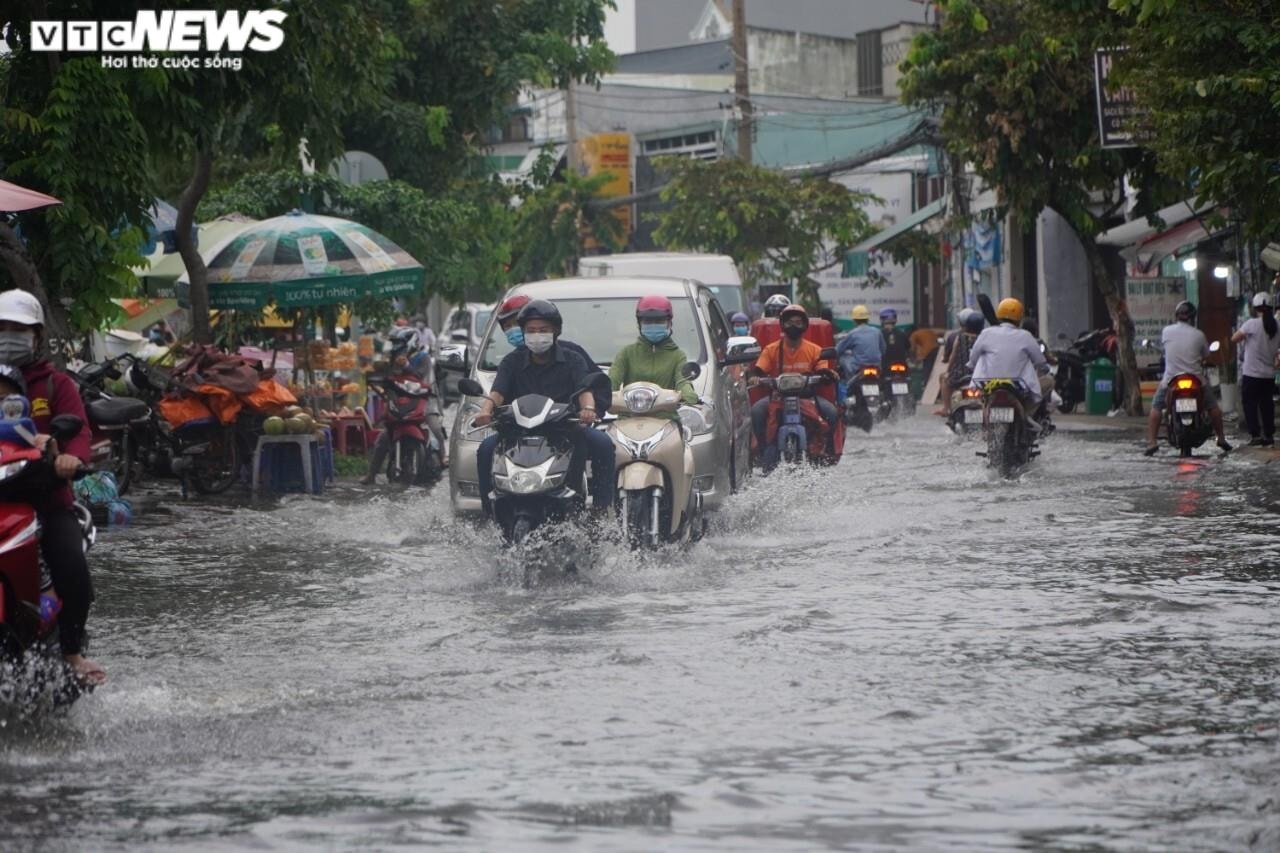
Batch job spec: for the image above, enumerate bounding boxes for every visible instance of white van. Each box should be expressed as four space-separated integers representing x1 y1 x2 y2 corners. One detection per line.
578 252 747 317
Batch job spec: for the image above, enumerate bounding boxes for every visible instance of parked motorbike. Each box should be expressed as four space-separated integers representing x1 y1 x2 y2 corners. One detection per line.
1052 328 1117 413
606 377 704 549
977 379 1040 477
882 361 915 419
842 365 883 434
72 356 151 495
458 375 607 553
0 406 95 706
368 375 443 486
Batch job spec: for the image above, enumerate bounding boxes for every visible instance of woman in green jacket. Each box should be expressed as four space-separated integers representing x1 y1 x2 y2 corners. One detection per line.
609 295 699 408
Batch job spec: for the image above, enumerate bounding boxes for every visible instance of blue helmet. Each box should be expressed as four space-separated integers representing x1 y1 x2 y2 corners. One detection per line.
879 308 897 323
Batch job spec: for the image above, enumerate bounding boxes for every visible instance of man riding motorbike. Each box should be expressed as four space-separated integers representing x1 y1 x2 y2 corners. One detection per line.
835 304 884 381
879 308 910 373
472 299 615 518
363 327 447 484
609 296 699 409
1143 300 1231 456
965 298 1053 425
730 312 751 338
0 289 103 686
495 294 610 415
748 305 839 456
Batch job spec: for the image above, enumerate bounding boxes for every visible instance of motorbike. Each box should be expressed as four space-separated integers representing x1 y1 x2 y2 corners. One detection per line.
881 361 915 419
946 380 984 436
977 379 1040 477
458 375 608 551
72 356 151 495
842 365 883 434
606 377 705 549
0 405 96 706
368 374 443 486
757 352 843 470
1155 340 1221 457
1052 328 1118 413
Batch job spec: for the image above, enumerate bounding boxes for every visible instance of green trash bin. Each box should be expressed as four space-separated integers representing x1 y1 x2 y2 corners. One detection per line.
1085 358 1116 415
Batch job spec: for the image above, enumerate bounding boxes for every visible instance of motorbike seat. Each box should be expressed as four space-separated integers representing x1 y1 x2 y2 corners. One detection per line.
87 397 149 426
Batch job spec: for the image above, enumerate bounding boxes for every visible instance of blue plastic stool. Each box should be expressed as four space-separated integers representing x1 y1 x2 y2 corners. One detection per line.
254 434 321 495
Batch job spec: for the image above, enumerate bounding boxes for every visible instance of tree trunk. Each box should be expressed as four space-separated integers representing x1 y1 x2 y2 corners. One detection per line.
176 148 215 345
1080 235 1143 415
0 220 71 355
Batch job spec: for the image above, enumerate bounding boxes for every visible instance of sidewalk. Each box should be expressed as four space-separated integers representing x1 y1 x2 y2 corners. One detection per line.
1053 409 1280 463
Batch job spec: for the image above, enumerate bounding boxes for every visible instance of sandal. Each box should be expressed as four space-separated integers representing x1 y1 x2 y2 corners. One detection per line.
65 654 107 688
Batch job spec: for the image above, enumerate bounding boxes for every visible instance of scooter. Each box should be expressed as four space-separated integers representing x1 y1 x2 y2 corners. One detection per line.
947 382 984 436
842 365 882 434
758 355 843 470
0 404 96 706
368 374 443 486
977 379 1040 477
73 356 151 495
1164 373 1214 456
606 378 704 549
882 361 915 419
458 376 607 551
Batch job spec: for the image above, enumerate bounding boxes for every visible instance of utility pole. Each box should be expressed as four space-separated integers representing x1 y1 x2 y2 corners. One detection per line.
732 0 752 163
566 79 579 173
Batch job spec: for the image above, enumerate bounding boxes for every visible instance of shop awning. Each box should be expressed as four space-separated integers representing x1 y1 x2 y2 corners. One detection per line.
844 197 944 276
1096 198 1219 272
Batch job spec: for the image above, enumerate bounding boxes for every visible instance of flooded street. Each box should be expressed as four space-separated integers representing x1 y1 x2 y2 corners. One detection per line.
3 417 1278 851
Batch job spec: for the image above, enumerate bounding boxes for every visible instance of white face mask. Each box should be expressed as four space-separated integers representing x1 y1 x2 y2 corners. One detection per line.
524 332 554 354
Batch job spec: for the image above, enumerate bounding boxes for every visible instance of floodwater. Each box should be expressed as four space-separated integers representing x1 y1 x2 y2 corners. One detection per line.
2 417 1278 851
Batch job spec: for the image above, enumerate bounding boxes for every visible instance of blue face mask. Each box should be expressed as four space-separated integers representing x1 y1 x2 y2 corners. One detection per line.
505 327 524 348
641 323 669 344
732 325 750 336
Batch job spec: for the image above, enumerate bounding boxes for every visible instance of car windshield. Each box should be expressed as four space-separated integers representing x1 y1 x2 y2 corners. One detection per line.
479 296 705 371
703 284 744 316
474 310 492 335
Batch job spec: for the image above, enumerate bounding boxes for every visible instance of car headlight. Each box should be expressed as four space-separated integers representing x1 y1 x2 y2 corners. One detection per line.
678 404 714 436
623 387 658 413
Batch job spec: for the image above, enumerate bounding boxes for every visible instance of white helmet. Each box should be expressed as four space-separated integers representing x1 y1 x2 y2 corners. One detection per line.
1252 291 1273 308
0 290 44 326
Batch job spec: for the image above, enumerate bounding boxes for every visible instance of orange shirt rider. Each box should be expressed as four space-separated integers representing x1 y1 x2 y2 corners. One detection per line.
752 336 833 380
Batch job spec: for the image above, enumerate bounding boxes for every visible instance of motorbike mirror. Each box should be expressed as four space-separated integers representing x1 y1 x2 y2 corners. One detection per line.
436 347 467 372
1208 340 1221 353
49 414 84 443
680 361 701 381
819 347 838 361
457 378 486 398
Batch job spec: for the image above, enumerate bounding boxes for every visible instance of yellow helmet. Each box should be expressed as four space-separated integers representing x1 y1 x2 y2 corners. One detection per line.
995 298 1024 324
851 304 870 321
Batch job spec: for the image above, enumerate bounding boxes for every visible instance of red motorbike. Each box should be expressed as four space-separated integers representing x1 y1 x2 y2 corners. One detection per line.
0 404 95 705
369 374 443 486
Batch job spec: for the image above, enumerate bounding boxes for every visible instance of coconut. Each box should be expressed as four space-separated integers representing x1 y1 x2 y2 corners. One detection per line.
285 416 308 434
263 416 286 436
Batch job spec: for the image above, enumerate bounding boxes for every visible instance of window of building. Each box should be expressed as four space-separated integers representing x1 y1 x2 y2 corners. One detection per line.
641 129 720 161
857 30 884 97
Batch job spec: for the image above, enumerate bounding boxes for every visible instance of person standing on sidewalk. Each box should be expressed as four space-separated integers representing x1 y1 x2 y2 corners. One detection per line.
1231 292 1280 446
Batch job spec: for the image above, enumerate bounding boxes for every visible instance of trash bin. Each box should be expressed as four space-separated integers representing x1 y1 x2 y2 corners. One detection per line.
1085 358 1116 415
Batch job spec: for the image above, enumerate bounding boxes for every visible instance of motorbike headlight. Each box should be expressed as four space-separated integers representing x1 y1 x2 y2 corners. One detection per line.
776 374 806 393
623 387 658 414
0 459 28 481
678 404 713 436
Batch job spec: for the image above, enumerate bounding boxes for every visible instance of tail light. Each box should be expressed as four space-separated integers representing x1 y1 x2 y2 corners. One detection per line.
890 363 908 374
962 388 981 399
861 367 879 378
1174 377 1198 391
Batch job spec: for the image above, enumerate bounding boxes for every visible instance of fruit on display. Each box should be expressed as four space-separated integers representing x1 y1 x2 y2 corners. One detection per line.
263 416 285 436
285 416 308 434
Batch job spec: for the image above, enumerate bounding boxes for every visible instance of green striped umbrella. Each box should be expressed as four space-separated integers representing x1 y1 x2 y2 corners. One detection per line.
176 211 424 309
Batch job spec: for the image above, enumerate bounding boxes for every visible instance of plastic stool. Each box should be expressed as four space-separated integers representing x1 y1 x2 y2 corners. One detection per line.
253 434 318 495
332 416 370 455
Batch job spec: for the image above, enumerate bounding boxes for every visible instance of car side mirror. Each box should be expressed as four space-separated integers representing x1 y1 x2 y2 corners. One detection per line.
49 414 83 443
1208 340 1221 353
457 378 486 398
437 347 467 372
819 347 837 361
722 335 761 366
681 361 701 381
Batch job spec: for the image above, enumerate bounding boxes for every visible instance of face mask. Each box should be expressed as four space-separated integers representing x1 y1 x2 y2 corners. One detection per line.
524 332 554 354
732 325 750 336
641 323 669 344
783 325 804 340
0 331 35 366
505 327 524 348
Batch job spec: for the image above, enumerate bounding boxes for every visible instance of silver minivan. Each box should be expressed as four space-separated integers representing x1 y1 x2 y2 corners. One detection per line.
443 276 758 517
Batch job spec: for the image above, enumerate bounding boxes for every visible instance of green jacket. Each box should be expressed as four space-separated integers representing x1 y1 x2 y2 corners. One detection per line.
609 336 699 411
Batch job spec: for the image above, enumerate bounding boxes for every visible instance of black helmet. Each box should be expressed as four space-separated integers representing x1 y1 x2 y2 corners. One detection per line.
0 363 26 396
517 299 562 334
1175 300 1197 322
961 311 984 334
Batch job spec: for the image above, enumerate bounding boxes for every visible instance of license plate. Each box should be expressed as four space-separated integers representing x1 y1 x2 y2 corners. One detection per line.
963 408 982 423
863 386 879 397
988 407 1014 423
1175 398 1198 413
892 383 909 395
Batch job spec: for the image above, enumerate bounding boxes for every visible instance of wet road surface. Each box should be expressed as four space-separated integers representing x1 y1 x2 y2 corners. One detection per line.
2 416 1278 850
